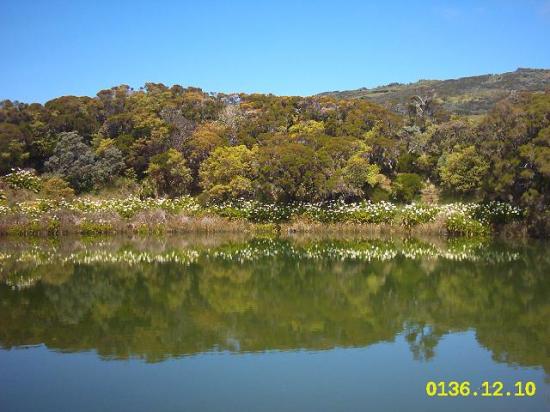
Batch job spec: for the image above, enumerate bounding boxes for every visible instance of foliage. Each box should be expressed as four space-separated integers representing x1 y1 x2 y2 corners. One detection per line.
39 176 75 200
146 149 192 197
438 146 489 194
0 86 548 235
445 213 490 237
392 173 423 202
400 203 438 228
0 191 525 237
256 140 332 202
341 154 383 197
2 169 42 193
471 201 522 225
199 145 257 202
45 132 124 192
0 123 29 174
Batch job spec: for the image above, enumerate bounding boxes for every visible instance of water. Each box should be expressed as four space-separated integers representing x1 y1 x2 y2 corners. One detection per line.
0 235 548 411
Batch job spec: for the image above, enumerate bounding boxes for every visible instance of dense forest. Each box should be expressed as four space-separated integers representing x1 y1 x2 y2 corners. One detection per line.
0 83 549 235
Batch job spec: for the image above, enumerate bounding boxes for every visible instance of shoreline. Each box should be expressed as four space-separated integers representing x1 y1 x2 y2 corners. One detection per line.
0 212 527 238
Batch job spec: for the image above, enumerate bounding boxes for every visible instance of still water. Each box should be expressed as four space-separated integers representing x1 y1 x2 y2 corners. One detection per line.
0 235 548 411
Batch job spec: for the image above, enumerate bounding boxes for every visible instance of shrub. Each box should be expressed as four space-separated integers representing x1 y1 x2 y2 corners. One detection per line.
45 132 124 193
146 149 192 197
40 176 75 200
2 169 42 193
438 146 489 194
392 173 423 203
45 132 99 192
400 203 438 228
471 201 522 225
302 200 397 224
446 213 489 237
199 145 257 202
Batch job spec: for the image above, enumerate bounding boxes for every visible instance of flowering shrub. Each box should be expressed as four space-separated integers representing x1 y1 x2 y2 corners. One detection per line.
446 213 489 237
472 201 522 225
399 203 438 228
302 200 397 223
0 194 523 237
2 169 42 193
0 204 10 216
68 196 201 218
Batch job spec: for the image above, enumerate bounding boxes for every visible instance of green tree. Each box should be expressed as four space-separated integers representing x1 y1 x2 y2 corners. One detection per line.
184 122 228 183
199 145 257 202
256 141 331 202
438 146 489 194
392 173 423 202
45 132 125 192
341 154 384 198
45 132 99 192
146 149 192 197
0 123 29 174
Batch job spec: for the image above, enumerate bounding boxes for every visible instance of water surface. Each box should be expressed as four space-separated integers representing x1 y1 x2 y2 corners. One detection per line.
0 235 549 411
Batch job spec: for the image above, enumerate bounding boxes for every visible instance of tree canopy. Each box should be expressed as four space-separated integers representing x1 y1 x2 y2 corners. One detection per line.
0 87 548 234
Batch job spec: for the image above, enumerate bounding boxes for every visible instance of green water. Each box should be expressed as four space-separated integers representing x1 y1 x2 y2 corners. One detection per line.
0 235 549 411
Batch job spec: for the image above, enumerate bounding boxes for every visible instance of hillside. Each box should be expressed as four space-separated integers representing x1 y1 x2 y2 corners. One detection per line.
318 68 550 115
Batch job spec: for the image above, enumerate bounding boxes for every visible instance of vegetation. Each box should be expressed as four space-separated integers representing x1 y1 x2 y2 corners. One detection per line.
0 183 522 236
318 67 550 115
0 236 548 372
0 82 548 236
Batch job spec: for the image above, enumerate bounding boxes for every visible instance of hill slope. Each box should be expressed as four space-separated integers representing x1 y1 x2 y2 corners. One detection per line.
318 68 550 115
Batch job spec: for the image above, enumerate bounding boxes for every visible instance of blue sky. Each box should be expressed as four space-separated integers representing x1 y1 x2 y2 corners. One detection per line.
1 0 549 102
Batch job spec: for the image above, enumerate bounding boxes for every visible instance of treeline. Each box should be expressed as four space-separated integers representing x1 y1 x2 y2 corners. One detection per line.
0 84 548 235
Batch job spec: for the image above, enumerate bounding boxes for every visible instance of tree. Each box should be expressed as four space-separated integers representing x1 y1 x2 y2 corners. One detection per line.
0 123 29 174
341 154 384 198
256 141 331 202
438 146 489 194
146 149 192 197
45 132 99 192
199 145 257 202
392 173 423 202
45 132 124 192
184 122 228 180
95 145 125 185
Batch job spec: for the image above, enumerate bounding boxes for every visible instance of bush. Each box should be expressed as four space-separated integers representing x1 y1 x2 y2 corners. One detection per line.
208 200 292 223
392 173 423 203
446 213 489 237
45 132 124 193
302 200 397 224
146 149 192 197
472 201 522 225
400 204 438 228
2 169 42 193
40 176 75 200
438 146 489 194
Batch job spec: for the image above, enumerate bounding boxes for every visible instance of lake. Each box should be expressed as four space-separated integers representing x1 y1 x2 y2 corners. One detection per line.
0 235 549 411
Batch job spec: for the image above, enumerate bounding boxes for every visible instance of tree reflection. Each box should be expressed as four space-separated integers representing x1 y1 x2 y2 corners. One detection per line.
0 236 548 376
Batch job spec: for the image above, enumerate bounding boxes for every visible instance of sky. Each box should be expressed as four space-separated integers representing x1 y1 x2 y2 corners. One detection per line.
1 0 549 103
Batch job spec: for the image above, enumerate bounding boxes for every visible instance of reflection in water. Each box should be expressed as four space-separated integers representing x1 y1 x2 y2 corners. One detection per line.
0 235 548 379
